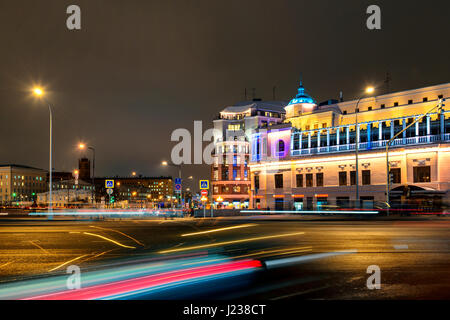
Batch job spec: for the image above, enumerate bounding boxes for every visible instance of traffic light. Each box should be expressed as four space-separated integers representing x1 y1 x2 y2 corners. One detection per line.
110 196 115 203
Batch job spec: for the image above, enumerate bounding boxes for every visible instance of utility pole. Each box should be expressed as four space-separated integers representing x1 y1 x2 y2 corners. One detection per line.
386 99 445 205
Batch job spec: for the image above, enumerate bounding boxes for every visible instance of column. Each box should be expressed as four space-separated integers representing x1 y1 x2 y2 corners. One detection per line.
367 122 371 149
346 126 350 148
290 133 294 155
356 124 360 149
379 121 383 142
402 118 406 144
415 117 419 143
317 130 321 148
326 129 330 151
440 111 445 141
299 134 302 153
426 115 431 142
336 127 340 146
308 132 311 149
390 121 394 140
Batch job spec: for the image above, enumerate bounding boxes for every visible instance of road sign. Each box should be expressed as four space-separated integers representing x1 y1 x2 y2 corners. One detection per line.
106 188 113 195
201 190 208 196
105 180 114 188
174 178 182 184
200 195 208 202
199 180 209 190
175 184 182 191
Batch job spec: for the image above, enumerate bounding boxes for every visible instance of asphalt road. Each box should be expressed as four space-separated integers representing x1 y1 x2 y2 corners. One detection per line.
0 216 449 299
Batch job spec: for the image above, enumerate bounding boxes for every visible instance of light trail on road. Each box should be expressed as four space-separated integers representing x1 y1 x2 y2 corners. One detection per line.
89 226 145 246
241 210 379 215
48 254 91 272
82 232 136 249
158 232 305 254
21 258 262 300
181 224 257 237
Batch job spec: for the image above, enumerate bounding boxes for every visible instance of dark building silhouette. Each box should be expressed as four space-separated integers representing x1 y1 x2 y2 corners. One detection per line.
51 171 74 182
78 158 91 181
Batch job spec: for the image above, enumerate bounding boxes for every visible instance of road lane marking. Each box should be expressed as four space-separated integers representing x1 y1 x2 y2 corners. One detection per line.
181 224 257 237
393 244 409 249
159 232 305 254
48 254 91 272
265 249 358 269
81 249 117 263
29 240 51 254
89 226 145 246
82 232 136 249
0 261 13 269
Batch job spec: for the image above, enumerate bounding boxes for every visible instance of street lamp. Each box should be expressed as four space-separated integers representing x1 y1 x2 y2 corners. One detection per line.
78 143 96 206
162 160 182 208
32 87 53 219
354 86 375 205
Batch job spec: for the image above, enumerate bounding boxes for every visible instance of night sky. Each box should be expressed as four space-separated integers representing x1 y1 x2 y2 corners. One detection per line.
0 0 449 186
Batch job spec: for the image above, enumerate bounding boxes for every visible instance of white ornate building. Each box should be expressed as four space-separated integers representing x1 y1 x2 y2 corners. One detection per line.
249 82 449 210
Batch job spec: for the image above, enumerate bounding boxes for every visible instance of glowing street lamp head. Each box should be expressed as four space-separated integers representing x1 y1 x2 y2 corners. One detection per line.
33 87 44 97
78 143 86 150
161 161 168 166
366 86 375 94
132 171 136 176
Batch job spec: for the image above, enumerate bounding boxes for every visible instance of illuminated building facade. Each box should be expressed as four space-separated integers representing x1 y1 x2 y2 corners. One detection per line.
0 164 47 205
212 100 286 208
249 82 450 210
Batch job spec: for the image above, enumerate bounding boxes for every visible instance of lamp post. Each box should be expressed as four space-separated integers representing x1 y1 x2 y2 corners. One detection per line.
73 169 79 206
78 143 96 206
33 87 53 219
162 161 182 208
354 86 375 205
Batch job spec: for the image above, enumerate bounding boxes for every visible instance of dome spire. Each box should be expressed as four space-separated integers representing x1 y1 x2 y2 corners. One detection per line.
287 76 316 105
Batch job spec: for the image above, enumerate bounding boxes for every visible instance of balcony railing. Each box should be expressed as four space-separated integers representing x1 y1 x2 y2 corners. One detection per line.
291 133 450 156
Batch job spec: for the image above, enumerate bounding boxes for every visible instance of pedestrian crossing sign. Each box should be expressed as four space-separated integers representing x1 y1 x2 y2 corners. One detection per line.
199 180 209 190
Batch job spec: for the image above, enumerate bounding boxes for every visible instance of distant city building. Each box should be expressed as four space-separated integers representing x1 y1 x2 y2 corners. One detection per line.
94 176 173 203
0 164 47 205
78 158 91 181
249 81 450 210
211 99 287 208
37 179 93 207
